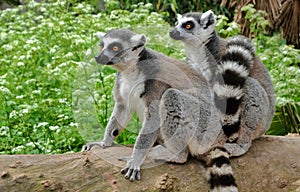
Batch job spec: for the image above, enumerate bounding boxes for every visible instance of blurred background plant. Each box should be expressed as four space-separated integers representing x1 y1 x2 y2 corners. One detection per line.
0 0 299 154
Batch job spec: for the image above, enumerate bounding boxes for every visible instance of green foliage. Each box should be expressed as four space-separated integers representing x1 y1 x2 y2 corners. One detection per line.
117 0 233 24
260 37 300 134
241 4 300 134
0 0 182 154
0 0 95 154
215 14 240 38
1 1 299 154
241 4 269 40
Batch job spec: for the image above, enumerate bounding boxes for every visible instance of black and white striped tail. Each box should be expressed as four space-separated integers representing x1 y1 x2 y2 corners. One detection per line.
207 147 238 192
213 36 255 140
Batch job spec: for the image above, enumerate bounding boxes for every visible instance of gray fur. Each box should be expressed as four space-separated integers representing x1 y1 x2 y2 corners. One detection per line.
170 10 275 157
82 29 229 184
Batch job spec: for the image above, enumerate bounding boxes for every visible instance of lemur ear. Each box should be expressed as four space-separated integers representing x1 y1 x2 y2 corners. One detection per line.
96 32 106 40
177 14 183 21
200 10 216 29
130 34 147 47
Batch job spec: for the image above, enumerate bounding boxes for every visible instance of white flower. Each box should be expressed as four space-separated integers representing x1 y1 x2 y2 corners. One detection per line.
59 62 68 68
50 45 59 54
69 122 78 127
64 52 73 58
0 86 11 94
49 125 59 131
0 126 9 136
9 110 18 118
36 15 44 19
26 142 35 147
48 23 54 28
17 62 25 67
26 54 32 60
59 98 68 104
12 145 25 153
21 108 29 114
30 47 38 52
75 39 85 45
16 85 23 90
16 95 25 99
7 100 16 106
76 3 85 9
32 90 41 95
25 79 36 85
2 44 13 51
58 114 65 118
58 114 69 119
0 73 7 79
26 39 37 45
12 40 19 46
37 122 49 127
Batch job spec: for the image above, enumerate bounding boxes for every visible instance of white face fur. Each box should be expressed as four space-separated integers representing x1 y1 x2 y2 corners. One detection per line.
95 29 146 70
170 10 216 44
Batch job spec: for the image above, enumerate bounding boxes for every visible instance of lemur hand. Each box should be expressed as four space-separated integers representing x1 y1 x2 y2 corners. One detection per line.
119 156 141 181
81 140 113 151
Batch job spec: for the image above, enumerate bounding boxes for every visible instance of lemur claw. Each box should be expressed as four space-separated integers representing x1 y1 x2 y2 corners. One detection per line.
120 157 141 181
81 141 111 151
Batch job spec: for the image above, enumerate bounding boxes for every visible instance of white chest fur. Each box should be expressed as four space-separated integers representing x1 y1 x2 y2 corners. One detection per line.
119 74 146 121
186 45 212 83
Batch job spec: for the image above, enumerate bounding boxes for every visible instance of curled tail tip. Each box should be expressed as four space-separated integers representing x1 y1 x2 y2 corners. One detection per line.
217 36 255 89
227 36 256 58
207 148 238 192
219 41 254 84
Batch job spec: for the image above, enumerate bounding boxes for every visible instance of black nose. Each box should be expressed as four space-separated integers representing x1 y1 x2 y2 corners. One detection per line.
95 54 110 65
169 28 175 36
169 28 181 40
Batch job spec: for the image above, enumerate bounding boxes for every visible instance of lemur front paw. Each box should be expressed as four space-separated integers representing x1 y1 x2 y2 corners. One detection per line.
119 157 141 181
81 141 112 151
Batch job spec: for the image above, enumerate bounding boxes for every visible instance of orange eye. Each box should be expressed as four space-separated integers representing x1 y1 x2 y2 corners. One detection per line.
100 45 104 51
112 46 119 52
185 24 192 29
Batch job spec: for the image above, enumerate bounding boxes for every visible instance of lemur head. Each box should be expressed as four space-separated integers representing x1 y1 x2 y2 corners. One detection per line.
170 10 216 45
95 29 146 71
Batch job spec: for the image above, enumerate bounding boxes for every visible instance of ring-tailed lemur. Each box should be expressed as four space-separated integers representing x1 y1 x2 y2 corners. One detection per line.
170 10 275 157
82 29 238 191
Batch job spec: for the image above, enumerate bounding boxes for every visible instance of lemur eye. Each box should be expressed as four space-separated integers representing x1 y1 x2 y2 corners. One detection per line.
185 24 192 30
100 45 104 51
183 21 194 30
112 46 119 52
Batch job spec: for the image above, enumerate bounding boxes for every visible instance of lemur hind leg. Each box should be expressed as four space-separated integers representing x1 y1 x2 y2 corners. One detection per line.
148 88 223 163
224 77 270 157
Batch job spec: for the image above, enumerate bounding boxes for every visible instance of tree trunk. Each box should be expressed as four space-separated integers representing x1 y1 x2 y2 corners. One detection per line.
0 136 300 192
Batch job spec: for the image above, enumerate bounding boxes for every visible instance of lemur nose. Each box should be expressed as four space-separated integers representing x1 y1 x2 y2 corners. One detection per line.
169 28 181 40
169 28 175 34
95 54 110 65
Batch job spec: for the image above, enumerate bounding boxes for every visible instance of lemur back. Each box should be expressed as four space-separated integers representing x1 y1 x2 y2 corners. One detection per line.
170 11 275 156
82 29 238 191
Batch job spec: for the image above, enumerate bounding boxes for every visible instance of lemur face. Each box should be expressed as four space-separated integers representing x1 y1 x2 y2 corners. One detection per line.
95 29 146 69
170 10 216 44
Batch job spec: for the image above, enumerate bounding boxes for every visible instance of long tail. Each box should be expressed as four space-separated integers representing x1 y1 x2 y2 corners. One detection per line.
213 36 255 141
206 147 238 192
